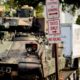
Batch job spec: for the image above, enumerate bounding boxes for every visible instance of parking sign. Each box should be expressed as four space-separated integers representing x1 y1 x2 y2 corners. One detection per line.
46 0 61 43
46 0 59 19
48 19 60 35
47 19 61 43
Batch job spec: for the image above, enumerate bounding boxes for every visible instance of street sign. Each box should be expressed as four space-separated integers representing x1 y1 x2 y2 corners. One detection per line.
46 0 59 19
48 19 60 35
48 35 61 43
46 0 60 80
48 19 61 43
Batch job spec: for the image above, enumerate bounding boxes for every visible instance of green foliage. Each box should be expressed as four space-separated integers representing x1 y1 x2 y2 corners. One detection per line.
6 0 80 9
35 3 44 18
4 3 10 11
76 15 80 25
60 0 80 15
4 0 17 11
5 0 80 15
63 0 80 8
15 0 45 8
14 0 45 8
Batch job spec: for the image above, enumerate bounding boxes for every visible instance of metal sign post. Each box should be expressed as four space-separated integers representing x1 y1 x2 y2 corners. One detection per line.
52 43 59 80
46 0 60 80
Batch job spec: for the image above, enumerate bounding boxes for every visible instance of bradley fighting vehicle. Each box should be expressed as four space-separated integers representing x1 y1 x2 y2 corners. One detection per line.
0 5 44 40
0 5 34 32
0 5 38 41
0 33 65 80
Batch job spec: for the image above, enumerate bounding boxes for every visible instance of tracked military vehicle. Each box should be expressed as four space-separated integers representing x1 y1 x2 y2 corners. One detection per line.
0 33 65 80
0 5 34 32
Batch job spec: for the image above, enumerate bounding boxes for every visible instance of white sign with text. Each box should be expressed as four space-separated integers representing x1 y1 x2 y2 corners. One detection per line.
48 19 60 35
48 35 61 43
48 19 61 43
46 0 59 19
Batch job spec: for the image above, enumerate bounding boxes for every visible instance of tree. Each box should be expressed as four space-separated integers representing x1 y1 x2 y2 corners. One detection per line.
61 0 80 24
35 3 44 18
14 0 80 8
62 0 80 8
14 0 45 8
76 15 80 25
60 0 80 14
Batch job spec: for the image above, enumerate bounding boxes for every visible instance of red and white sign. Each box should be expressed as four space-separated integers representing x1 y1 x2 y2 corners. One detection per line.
46 0 59 19
48 19 60 35
47 19 61 43
48 35 61 43
46 0 61 43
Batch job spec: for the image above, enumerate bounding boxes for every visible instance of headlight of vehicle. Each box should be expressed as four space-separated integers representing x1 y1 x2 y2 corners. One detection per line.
26 47 32 52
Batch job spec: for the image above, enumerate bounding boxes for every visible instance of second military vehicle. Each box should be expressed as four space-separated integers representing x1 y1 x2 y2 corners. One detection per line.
0 5 34 32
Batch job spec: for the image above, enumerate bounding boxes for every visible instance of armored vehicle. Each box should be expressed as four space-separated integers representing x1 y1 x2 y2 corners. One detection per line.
0 5 34 32
0 33 65 80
